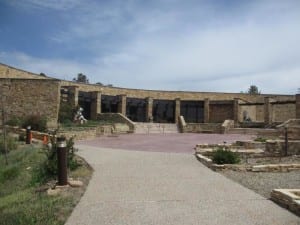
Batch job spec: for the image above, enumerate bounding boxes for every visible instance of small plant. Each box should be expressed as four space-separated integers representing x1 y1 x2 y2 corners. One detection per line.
6 116 23 127
32 134 80 184
211 147 240 165
19 133 26 142
254 137 267 142
22 115 47 132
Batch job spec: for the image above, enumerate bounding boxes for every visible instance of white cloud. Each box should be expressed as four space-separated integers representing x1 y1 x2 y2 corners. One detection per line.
2 0 300 94
7 0 84 11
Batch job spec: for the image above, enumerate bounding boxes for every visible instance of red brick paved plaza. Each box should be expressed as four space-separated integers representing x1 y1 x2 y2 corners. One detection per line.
77 133 254 154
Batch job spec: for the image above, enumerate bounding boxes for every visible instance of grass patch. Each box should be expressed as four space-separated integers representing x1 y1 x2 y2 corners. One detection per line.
0 144 92 225
60 120 101 128
60 119 117 130
0 135 18 153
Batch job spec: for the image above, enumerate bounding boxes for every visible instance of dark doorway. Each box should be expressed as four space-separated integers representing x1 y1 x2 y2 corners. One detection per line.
153 100 175 123
126 98 146 122
78 91 91 119
101 95 118 113
180 101 204 123
209 101 234 123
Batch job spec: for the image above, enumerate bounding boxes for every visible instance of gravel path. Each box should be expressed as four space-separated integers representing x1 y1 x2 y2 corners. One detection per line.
221 170 300 199
76 134 300 220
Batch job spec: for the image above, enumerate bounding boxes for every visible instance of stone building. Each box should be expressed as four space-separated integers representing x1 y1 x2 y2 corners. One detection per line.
0 63 299 128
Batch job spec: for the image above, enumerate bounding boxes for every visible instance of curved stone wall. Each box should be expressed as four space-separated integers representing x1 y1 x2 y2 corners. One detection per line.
0 62 298 126
60 80 294 102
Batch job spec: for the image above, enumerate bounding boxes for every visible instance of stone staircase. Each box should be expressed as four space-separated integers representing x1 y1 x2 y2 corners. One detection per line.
134 122 179 134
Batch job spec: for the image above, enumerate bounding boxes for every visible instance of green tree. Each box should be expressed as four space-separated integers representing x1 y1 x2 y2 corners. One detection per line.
73 73 89 84
247 85 260 94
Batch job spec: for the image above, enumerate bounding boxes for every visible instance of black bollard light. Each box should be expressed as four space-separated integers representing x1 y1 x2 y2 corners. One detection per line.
57 136 68 185
26 126 31 144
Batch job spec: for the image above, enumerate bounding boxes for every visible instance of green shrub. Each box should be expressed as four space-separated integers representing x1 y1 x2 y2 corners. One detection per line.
22 115 47 132
6 116 23 127
58 103 75 124
19 133 26 142
254 137 267 142
211 147 240 165
61 119 73 127
32 135 80 184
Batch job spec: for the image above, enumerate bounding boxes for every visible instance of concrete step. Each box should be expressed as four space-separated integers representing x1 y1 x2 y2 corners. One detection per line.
134 123 179 134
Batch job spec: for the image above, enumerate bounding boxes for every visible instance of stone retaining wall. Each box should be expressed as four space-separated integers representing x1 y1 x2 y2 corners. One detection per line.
0 78 60 128
266 140 300 156
184 123 222 133
97 113 135 132
195 153 300 172
271 189 300 216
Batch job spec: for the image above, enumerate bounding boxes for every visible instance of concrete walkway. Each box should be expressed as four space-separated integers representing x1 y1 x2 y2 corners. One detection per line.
65 145 299 225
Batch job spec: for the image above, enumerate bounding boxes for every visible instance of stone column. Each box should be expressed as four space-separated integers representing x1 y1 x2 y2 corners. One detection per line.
296 94 300 119
233 98 240 125
90 91 101 120
175 98 181 123
146 97 153 122
117 95 127 115
264 97 272 125
204 98 210 123
68 86 79 107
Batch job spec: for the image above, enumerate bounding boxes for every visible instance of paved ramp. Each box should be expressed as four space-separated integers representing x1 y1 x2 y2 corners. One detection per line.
65 145 299 225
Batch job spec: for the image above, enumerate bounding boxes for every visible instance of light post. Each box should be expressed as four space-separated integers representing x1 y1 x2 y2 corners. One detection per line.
57 136 68 185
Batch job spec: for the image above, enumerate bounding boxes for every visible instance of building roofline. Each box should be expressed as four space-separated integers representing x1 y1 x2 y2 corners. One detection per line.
1 62 295 97
0 62 55 80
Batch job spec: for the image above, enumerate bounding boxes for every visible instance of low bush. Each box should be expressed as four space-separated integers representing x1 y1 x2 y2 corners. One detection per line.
22 115 47 132
19 133 26 142
58 102 75 124
6 116 23 127
32 135 80 184
211 147 240 165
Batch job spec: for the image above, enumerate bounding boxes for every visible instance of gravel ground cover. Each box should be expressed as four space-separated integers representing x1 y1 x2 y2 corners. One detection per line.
220 169 300 199
241 155 300 164
219 155 300 199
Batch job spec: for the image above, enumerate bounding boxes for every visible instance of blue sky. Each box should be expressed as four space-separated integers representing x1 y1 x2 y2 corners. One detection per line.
0 0 300 94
